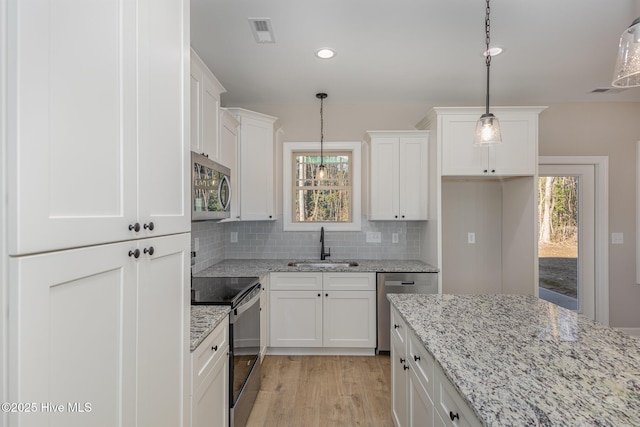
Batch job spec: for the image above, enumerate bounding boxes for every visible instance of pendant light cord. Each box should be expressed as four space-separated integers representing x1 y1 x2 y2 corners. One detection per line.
485 0 491 116
320 95 324 162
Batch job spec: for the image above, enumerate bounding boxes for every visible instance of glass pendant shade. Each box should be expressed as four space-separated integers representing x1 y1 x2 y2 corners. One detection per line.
613 17 640 88
473 113 502 146
317 164 326 179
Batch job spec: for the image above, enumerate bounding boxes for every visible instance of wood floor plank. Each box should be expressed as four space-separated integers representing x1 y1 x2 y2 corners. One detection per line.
246 355 393 427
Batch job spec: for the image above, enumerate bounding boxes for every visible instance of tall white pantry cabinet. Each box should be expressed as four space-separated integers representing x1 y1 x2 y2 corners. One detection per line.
3 1 191 427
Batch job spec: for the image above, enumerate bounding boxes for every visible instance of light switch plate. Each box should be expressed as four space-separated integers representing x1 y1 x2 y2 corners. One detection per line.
392 233 399 244
468 232 476 244
230 231 238 243
194 238 200 251
612 232 624 244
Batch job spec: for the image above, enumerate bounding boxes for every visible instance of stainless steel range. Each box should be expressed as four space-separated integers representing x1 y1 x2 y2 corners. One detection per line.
192 276 261 427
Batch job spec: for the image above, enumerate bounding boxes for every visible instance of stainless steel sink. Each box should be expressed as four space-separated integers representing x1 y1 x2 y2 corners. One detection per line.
287 261 359 268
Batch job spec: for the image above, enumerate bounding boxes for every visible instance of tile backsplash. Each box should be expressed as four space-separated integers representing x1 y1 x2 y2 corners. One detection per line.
191 216 422 274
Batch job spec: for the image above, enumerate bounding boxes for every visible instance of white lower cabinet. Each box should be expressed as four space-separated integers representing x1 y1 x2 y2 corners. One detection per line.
191 317 229 427
269 272 376 351
390 306 481 427
8 234 190 427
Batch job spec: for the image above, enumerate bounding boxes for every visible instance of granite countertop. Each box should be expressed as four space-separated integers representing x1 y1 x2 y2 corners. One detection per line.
189 259 437 352
195 258 438 278
190 305 231 352
388 293 640 426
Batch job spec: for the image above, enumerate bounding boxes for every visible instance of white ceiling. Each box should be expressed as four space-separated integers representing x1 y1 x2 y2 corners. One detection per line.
191 0 640 107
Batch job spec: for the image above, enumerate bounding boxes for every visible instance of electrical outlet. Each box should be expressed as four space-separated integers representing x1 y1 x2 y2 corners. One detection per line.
194 238 199 251
468 232 476 244
612 232 624 244
392 233 399 244
230 231 238 243
366 231 382 243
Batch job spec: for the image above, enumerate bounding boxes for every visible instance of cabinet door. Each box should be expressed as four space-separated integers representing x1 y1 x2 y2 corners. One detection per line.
190 56 203 153
136 234 189 427
192 344 229 427
269 291 322 347
399 136 429 220
9 242 137 427
440 115 487 176
137 0 190 237
369 137 400 220
391 332 409 427
323 291 376 348
488 116 536 175
8 0 138 255
220 111 240 219
201 73 222 162
238 115 275 220
409 366 434 427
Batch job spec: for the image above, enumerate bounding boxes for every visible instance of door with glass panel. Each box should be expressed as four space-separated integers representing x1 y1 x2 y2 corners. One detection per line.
538 164 595 319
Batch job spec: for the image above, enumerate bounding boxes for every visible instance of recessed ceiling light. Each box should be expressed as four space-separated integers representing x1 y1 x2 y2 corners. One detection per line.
483 47 503 57
315 48 336 59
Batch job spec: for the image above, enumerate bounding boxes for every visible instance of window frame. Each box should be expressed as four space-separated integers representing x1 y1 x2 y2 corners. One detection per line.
283 141 362 231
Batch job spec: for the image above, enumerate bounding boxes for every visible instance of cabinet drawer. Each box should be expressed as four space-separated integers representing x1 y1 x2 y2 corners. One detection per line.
323 272 376 291
434 364 481 427
390 306 407 346
192 318 228 394
408 332 435 399
270 272 323 291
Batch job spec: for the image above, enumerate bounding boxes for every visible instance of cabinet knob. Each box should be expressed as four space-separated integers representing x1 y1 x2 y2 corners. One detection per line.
212 345 218 351
128 249 140 259
394 324 400 329
403 365 409 371
325 293 328 297
395 215 398 218
317 293 321 297
449 411 460 421
269 215 273 219
401 215 405 218
413 355 421 362
129 223 140 232
399 357 405 364
483 169 488 173
143 246 154 256
143 222 154 231
491 169 496 173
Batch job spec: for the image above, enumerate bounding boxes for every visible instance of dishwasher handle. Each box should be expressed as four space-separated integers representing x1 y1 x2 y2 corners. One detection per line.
385 280 416 286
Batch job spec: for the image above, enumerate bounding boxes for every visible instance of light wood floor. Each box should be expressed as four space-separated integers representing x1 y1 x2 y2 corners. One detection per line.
246 355 393 427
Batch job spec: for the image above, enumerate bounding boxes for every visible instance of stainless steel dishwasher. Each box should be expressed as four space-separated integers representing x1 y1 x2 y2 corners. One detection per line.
377 272 438 353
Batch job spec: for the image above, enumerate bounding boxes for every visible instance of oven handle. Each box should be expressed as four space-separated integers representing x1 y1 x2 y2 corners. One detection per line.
234 288 261 318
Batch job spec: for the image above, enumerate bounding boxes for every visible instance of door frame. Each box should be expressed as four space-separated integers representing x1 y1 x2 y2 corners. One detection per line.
538 156 609 325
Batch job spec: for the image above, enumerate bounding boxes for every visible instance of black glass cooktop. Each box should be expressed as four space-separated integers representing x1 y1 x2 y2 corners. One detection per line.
191 276 260 306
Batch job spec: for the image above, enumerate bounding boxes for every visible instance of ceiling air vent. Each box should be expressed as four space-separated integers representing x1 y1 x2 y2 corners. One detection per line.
249 18 275 43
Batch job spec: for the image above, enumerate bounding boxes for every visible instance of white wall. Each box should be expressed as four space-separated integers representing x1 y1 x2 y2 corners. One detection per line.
539 103 640 328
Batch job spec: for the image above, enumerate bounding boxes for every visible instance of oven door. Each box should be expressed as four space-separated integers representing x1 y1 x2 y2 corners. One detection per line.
229 285 261 407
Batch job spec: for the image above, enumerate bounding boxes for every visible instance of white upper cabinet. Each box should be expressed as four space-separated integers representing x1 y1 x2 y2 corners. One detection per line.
424 107 545 177
190 49 226 162
219 109 240 219
7 0 190 255
226 108 278 221
366 131 429 220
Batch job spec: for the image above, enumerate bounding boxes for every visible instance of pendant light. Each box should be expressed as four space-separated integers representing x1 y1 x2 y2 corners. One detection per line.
473 0 502 146
316 92 328 179
612 17 640 88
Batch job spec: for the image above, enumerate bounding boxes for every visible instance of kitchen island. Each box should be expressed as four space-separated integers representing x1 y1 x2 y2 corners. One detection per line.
388 293 640 426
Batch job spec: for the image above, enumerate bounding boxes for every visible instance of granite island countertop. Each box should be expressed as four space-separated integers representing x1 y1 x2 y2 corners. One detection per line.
388 293 640 426
196 258 437 278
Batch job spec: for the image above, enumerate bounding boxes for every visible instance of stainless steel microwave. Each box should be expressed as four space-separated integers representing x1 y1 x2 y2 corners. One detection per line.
191 152 231 221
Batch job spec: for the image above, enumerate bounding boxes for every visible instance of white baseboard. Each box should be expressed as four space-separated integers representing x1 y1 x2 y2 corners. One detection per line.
617 327 640 337
267 347 376 356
